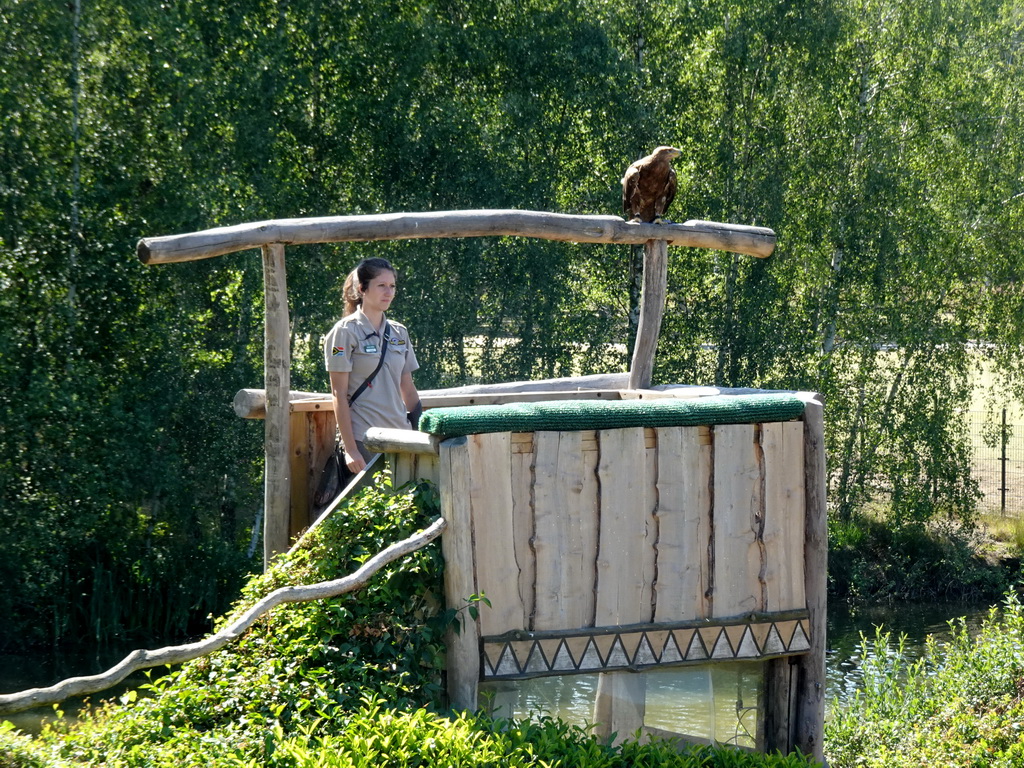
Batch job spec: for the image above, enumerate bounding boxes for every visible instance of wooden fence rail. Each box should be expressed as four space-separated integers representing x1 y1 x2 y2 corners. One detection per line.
0 518 446 715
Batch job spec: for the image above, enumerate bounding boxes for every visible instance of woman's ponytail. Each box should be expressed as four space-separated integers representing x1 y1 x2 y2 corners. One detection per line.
342 268 361 316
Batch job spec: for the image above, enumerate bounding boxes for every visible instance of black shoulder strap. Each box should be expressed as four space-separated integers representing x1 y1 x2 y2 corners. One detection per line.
347 321 391 407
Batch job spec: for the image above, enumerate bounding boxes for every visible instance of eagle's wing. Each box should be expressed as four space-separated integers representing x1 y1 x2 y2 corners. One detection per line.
663 166 678 213
621 164 640 213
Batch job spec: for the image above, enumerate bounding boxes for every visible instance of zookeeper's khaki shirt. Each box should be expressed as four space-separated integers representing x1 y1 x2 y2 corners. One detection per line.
323 309 419 441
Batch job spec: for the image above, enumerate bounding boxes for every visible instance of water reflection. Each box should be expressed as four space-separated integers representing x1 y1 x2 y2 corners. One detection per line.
481 663 762 748
645 664 760 747
0 645 159 735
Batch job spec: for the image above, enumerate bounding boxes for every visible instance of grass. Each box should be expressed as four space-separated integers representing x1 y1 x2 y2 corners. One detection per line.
828 511 1018 604
977 513 1024 563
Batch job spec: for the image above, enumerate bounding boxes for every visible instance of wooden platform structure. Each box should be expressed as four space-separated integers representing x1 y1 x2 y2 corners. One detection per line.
138 209 776 565
413 390 825 757
139 209 826 760
237 381 827 757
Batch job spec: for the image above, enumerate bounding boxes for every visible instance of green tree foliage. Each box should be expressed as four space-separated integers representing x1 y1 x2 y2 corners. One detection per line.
1 0 1022 649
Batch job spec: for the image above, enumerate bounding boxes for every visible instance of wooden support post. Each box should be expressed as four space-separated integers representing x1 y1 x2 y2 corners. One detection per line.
440 436 479 710
262 242 291 567
794 397 827 763
628 239 668 390
762 419 807 753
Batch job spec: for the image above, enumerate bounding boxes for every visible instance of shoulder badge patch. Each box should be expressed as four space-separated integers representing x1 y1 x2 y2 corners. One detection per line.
332 346 345 356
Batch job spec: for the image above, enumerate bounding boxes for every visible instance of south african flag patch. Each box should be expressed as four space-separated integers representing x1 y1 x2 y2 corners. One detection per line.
332 346 345 356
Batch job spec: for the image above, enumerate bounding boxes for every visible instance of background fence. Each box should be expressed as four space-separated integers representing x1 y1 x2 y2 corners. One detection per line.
968 409 1024 516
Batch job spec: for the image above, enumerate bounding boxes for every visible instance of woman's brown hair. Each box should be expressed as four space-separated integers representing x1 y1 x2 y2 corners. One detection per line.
342 257 396 316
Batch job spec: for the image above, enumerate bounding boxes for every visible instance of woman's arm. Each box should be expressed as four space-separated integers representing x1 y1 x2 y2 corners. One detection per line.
329 370 366 472
400 369 420 412
400 369 422 429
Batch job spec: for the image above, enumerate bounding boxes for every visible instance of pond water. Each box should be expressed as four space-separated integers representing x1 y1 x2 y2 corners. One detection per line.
0 600 997 737
0 644 160 735
825 599 993 706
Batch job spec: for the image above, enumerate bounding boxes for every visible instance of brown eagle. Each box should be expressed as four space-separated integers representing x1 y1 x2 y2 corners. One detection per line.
621 145 682 223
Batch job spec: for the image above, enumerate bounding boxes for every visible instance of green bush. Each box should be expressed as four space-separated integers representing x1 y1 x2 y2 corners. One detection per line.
828 515 1012 603
249 702 819 768
825 591 1024 768
1 478 820 768
0 723 43 768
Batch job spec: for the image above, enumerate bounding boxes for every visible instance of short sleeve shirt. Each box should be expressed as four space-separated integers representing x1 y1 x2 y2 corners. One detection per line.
323 310 419 441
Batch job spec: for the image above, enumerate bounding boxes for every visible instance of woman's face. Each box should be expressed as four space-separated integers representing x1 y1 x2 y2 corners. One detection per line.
360 269 397 314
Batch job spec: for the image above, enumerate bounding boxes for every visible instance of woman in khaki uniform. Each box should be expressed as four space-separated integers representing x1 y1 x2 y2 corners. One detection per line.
323 258 421 473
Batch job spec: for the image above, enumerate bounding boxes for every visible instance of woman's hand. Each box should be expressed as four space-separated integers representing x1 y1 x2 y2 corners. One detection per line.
344 450 367 473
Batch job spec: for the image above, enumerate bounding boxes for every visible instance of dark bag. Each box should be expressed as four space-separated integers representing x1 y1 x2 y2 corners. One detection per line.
312 448 354 510
407 400 423 429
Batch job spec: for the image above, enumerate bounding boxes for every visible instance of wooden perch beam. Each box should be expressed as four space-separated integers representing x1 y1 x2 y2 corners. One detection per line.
138 210 776 264
0 517 447 715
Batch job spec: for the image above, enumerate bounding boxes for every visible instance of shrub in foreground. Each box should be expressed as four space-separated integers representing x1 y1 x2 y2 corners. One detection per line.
825 591 1024 767
1 478 820 767
249 699 818 768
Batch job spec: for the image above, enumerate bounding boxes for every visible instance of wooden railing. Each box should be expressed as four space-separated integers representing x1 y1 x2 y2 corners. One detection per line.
137 210 775 567
0 517 446 715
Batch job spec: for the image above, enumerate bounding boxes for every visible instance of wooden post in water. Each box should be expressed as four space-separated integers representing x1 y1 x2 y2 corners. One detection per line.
794 396 827 763
628 239 668 390
262 243 291 566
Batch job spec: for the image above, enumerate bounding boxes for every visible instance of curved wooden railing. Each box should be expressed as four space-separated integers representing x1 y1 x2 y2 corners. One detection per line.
0 517 446 715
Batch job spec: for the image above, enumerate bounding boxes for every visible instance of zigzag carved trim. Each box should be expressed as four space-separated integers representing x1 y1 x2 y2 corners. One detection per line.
481 611 811 681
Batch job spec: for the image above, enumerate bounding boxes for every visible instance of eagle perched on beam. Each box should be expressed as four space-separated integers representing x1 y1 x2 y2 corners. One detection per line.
621 145 682 223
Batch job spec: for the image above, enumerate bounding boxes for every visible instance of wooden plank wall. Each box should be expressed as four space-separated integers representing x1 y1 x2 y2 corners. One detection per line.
390 451 440 488
445 420 808 744
456 423 805 636
290 411 337 538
